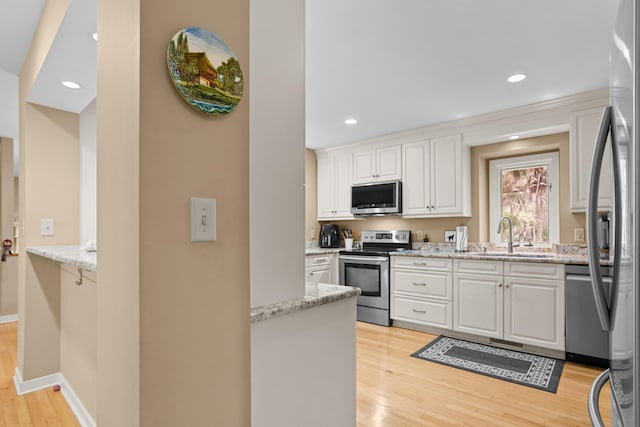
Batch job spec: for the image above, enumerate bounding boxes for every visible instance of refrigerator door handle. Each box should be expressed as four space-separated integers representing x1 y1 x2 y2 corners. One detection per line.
588 369 610 427
587 106 614 331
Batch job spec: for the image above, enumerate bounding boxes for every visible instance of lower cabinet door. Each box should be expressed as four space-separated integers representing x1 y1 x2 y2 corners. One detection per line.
453 273 503 339
504 277 565 350
391 295 452 329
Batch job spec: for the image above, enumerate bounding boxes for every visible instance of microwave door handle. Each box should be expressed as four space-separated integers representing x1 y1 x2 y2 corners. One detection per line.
587 105 612 331
588 369 610 427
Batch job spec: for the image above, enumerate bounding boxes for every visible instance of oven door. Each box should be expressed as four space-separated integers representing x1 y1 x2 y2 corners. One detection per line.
339 255 389 310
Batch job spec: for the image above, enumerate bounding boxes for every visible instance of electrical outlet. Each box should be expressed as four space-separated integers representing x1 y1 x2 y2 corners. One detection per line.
574 228 585 242
417 230 423 240
40 219 54 236
310 229 316 240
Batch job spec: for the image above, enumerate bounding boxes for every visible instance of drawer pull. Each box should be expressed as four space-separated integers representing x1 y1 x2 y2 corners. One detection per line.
412 309 427 314
413 262 427 266
313 258 328 264
412 282 427 286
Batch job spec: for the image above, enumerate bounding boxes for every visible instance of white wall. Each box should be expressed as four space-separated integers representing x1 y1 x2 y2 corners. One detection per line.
79 99 96 244
249 0 305 307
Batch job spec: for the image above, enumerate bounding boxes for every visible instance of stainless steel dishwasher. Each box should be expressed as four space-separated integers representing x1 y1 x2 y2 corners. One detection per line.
565 264 611 367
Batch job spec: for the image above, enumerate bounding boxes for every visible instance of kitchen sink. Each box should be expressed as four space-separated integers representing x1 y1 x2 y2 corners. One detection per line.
470 252 554 259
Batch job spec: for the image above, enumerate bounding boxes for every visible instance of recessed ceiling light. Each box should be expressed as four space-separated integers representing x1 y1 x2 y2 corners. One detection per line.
507 73 527 83
344 118 358 125
61 81 81 89
92 32 98 41
509 135 520 140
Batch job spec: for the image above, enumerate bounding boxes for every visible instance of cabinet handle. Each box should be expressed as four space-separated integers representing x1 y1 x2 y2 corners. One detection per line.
314 258 328 264
505 284 510 288
412 309 427 314
413 262 427 266
310 272 314 276
412 282 427 286
498 283 503 287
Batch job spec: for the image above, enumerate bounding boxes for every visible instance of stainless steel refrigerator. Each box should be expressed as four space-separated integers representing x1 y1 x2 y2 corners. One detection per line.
587 0 638 425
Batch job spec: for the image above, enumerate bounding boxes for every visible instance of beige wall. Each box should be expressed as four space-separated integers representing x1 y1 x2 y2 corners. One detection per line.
307 133 585 245
17 0 76 380
469 132 585 243
0 137 17 317
98 0 250 425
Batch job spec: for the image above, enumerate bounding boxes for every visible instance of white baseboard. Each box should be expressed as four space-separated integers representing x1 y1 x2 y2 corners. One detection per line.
13 367 60 395
13 368 96 427
0 314 17 324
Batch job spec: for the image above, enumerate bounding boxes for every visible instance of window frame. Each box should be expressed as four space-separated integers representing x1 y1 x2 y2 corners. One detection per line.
489 152 559 247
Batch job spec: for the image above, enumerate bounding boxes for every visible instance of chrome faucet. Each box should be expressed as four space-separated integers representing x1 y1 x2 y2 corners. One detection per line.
497 216 517 254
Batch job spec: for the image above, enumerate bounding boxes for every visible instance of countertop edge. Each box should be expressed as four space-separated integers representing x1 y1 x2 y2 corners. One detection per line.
26 246 97 272
388 250 602 265
250 283 360 324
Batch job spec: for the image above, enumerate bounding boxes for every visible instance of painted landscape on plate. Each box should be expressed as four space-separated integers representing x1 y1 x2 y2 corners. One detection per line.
167 27 243 115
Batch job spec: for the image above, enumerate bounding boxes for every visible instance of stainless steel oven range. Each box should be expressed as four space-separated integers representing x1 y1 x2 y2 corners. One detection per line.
339 230 411 326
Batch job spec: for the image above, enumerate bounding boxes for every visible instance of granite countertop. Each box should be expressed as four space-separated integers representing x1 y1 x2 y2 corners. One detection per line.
305 248 341 256
250 283 360 323
26 245 97 272
389 249 604 265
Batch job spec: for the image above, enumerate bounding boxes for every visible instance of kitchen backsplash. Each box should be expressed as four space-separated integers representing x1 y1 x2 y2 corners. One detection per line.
307 239 588 255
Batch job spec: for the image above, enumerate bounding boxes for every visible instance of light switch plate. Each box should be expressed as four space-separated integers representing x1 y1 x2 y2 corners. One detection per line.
190 198 216 242
41 219 54 236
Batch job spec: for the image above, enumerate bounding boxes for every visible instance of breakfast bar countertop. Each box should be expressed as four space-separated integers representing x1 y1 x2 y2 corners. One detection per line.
250 282 360 324
26 245 97 272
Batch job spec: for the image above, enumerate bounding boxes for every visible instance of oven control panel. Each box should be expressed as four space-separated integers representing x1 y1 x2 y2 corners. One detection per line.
361 230 411 244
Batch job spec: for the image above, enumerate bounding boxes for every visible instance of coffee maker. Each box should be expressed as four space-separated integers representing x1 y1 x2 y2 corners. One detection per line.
319 224 340 248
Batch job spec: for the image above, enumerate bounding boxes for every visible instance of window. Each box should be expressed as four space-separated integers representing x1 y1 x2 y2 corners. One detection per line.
489 153 559 246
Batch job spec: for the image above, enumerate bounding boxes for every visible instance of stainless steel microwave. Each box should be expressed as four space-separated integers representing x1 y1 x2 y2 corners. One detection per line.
351 181 402 216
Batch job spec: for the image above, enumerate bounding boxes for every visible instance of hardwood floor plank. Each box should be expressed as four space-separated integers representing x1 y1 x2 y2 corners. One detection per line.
357 321 611 426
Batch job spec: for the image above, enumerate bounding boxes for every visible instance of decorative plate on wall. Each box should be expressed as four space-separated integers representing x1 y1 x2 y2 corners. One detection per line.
167 27 243 115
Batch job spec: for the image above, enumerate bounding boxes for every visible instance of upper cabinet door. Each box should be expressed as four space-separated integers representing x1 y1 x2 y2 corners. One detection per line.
334 155 353 217
402 141 429 215
430 134 464 215
375 145 402 182
353 145 401 184
353 150 376 184
316 157 336 219
570 106 612 212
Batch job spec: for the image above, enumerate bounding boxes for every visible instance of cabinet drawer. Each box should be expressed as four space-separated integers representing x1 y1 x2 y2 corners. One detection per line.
391 295 452 329
504 261 564 280
391 256 452 272
454 259 503 275
392 270 452 300
305 254 332 267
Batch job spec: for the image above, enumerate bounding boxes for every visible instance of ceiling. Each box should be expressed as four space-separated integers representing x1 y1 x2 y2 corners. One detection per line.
0 0 619 149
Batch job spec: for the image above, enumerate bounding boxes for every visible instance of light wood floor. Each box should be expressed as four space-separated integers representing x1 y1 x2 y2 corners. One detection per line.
0 320 612 426
357 321 611 426
0 322 79 427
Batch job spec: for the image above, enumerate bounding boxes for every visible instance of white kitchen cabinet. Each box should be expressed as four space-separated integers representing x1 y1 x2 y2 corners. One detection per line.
317 154 353 220
453 260 565 351
305 253 338 284
570 106 611 212
390 256 453 329
402 134 470 217
453 273 503 339
503 263 565 350
353 145 401 184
